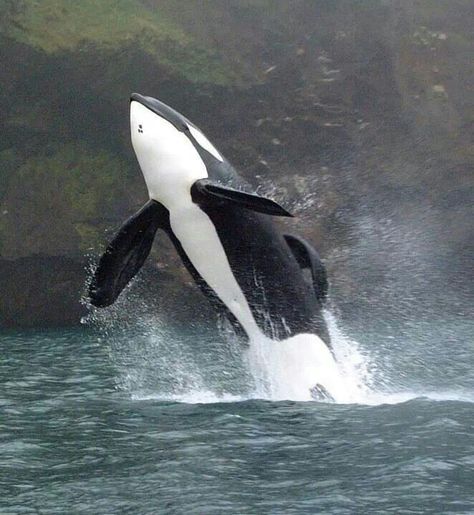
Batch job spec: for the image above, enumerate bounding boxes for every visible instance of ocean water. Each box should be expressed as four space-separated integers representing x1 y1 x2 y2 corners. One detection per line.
2 310 474 514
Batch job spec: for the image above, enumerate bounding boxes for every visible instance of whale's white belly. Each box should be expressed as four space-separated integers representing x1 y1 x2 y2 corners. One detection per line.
169 200 261 339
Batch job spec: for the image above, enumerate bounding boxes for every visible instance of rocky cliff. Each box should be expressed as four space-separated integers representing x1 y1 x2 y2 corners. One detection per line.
0 0 472 328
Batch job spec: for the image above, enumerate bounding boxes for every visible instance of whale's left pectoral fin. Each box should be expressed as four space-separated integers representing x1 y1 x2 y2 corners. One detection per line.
284 233 328 303
191 179 293 217
89 200 169 307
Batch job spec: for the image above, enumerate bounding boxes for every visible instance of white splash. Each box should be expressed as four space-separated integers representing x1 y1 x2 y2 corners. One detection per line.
106 307 378 404
103 298 474 406
244 311 373 402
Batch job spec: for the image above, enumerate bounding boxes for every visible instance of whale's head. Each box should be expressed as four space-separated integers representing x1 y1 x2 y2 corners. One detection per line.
130 93 223 207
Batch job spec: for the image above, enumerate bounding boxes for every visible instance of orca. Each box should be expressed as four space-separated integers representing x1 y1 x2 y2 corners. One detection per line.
89 93 330 347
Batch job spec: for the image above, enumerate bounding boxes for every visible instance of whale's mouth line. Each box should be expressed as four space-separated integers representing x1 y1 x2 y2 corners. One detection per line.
130 92 189 132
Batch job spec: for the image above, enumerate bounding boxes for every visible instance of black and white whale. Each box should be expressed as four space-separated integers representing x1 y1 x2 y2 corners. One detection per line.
89 93 331 353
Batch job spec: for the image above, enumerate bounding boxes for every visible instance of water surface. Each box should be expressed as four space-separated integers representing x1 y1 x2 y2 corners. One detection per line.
2 320 474 513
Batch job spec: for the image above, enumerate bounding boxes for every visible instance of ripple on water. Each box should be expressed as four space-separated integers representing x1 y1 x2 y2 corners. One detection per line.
1 328 474 513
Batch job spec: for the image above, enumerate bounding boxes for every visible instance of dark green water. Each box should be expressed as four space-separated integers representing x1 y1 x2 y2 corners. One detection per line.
2 319 474 514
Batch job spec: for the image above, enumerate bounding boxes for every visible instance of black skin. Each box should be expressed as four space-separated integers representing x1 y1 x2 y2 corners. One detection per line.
194 198 330 343
89 94 330 346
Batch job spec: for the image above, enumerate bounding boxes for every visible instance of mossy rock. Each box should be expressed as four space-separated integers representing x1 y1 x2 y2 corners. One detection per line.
0 143 135 257
3 0 241 86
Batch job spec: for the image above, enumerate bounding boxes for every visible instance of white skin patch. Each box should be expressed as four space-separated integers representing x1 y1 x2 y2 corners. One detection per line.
130 101 261 338
170 205 261 339
130 102 206 207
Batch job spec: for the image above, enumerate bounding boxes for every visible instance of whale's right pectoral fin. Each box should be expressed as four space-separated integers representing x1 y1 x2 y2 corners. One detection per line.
284 233 328 304
89 200 169 307
191 179 293 217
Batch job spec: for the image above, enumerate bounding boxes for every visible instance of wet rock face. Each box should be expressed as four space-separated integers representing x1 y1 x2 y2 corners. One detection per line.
0 256 87 328
0 1 472 327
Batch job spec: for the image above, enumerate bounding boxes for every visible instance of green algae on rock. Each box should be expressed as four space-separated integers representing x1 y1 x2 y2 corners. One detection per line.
3 0 241 86
0 144 133 258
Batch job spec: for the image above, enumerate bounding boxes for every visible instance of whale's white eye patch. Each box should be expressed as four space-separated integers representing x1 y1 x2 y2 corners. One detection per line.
188 125 223 162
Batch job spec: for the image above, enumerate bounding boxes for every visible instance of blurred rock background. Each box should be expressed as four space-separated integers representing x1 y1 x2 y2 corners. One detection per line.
0 0 472 329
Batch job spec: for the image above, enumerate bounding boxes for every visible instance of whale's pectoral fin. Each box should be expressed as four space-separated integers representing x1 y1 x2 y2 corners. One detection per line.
89 200 169 307
191 179 293 217
284 234 328 303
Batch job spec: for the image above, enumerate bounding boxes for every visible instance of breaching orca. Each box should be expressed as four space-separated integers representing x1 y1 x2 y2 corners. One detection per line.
89 93 330 346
